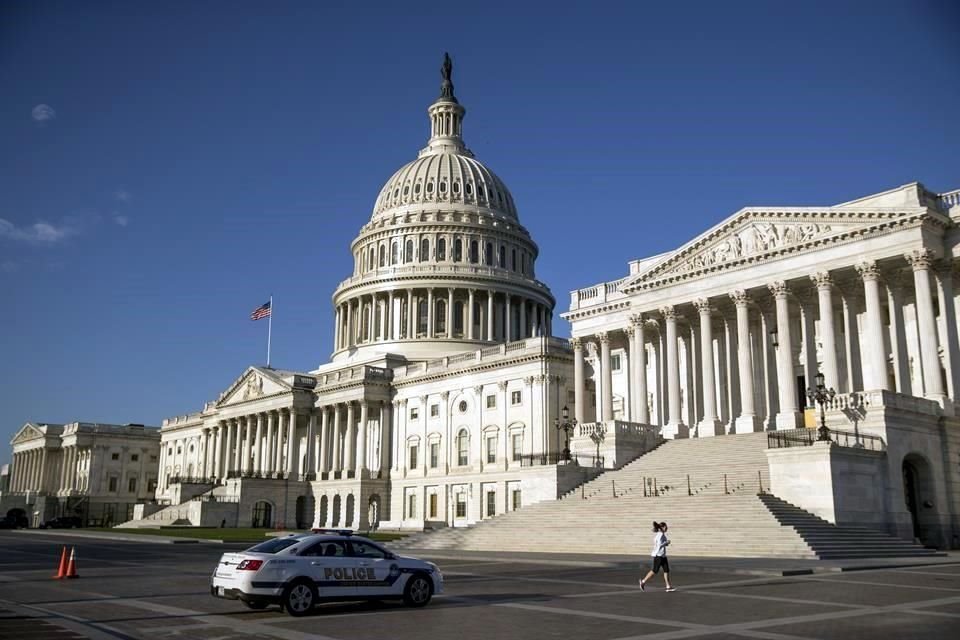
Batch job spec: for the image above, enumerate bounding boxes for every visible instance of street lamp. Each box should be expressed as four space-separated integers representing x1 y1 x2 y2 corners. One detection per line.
806 371 836 442
554 405 577 462
589 424 606 467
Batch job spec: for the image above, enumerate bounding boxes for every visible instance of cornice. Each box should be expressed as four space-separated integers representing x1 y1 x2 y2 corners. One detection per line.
333 272 556 304
391 351 573 390
561 299 631 322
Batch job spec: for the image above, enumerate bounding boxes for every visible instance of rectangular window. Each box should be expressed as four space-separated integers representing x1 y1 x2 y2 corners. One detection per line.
150 455 158 462
430 404 439 417
410 407 419 420
108 477 118 492
127 477 137 493
430 442 439 468
409 445 418 469
111 453 119 461
147 479 157 493
429 493 438 519
458 436 468 466
512 434 522 461
407 494 417 519
511 390 522 405
486 395 496 409
611 354 622 371
486 437 496 464
456 494 467 518
486 491 496 517
512 489 522 511
131 454 139 462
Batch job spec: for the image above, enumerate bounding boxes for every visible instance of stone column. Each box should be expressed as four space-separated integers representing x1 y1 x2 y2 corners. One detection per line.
487 292 495 341
426 289 435 339
212 426 222 479
358 401 369 473
632 315 649 424
264 412 275 475
571 337 585 423
519 298 527 339
317 407 329 473
285 409 298 476
907 249 947 404
330 404 341 472
694 298 722 436
232 419 243 472
595 332 612 421
841 290 864 393
380 402 392 474
447 288 454 337
856 261 890 391
222 421 233 476
467 289 476 340
886 275 913 396
347 299 355 346
253 414 264 474
274 411 285 475
241 416 253 474
769 281 801 429
731 290 760 433
406 290 414 339
505 295 513 342
935 263 960 401
304 411 316 478
387 291 395 340
810 272 840 391
661 306 687 438
345 402 356 473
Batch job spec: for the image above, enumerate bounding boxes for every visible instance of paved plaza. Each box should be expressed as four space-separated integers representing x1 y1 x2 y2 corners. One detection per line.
2 532 960 640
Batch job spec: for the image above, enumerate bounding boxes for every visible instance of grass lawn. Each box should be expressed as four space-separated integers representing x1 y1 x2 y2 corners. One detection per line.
86 527 408 544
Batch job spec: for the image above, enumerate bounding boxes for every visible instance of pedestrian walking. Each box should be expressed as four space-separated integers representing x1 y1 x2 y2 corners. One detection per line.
639 521 675 592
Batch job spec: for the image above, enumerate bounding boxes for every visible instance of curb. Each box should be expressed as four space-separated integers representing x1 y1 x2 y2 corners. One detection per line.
11 529 219 545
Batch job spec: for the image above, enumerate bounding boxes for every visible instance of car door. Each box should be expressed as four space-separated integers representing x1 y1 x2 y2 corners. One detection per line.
299 540 357 600
348 540 399 598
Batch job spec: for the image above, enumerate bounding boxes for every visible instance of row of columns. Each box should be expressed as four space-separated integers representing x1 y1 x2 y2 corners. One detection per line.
573 251 952 436
335 288 551 350
356 234 533 279
9 446 85 494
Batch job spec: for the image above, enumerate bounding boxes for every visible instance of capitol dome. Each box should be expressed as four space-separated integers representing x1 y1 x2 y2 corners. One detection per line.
330 54 555 362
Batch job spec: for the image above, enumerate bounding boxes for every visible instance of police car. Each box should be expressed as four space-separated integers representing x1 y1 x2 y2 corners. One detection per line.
210 529 442 616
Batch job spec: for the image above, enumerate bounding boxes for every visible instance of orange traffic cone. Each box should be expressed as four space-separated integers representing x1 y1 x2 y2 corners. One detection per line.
53 546 68 579
64 547 79 579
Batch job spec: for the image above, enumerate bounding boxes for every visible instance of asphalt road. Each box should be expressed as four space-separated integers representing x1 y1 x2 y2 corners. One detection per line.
3 531 960 640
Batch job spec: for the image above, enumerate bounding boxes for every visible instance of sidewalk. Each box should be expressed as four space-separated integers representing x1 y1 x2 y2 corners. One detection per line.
12 528 215 545
398 547 960 576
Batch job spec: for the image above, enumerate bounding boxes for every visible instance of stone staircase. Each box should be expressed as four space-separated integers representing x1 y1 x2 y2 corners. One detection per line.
390 433 936 559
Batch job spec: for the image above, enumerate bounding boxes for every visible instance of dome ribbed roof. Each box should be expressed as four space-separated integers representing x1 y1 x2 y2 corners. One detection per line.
371 153 517 220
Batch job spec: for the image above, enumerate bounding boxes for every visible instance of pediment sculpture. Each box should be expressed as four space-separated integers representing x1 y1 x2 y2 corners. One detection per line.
242 374 264 400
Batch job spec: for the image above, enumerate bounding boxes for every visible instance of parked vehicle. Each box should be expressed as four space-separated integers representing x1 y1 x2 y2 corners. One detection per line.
0 513 28 529
38 516 83 529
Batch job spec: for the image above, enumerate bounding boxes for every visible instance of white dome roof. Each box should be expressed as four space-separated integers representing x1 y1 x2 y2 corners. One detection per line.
371 152 518 221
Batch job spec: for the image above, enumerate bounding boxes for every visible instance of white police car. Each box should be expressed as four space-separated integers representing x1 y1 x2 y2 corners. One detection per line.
210 529 442 616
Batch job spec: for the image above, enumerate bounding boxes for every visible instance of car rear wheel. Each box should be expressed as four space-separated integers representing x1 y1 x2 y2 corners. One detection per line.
403 574 433 607
282 579 316 617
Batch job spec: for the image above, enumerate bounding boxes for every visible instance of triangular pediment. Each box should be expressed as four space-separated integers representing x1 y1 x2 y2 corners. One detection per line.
216 367 291 408
623 208 914 289
11 423 46 445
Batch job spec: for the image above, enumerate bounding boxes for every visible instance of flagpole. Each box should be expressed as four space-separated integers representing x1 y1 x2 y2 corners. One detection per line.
267 295 273 368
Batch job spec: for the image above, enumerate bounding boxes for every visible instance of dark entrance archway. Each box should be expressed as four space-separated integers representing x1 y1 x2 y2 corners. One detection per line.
902 454 938 546
251 501 273 528
332 495 341 527
5 508 27 528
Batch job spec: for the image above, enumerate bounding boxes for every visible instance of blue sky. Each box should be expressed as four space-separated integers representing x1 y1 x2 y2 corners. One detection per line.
1 1 958 464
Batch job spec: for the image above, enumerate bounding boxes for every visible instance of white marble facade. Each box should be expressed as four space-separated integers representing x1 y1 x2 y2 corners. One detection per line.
2 422 161 526
153 58 585 532
564 182 960 547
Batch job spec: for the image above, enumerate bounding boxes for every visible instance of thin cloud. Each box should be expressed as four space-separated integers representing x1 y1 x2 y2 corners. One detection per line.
0 218 78 244
114 190 131 203
32 104 56 123
113 215 129 227
0 261 18 273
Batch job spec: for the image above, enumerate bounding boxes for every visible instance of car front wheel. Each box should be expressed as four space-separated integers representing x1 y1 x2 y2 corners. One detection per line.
282 580 316 617
403 574 433 607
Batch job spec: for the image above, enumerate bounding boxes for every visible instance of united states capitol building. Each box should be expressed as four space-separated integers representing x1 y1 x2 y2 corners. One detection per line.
127 57 960 550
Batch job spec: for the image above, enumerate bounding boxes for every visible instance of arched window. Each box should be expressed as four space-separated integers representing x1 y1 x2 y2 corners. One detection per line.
485 243 493 266
391 242 398 264
521 252 527 275
420 238 430 262
436 300 446 334
498 245 506 268
418 300 428 335
378 244 386 268
453 237 462 262
470 240 479 263
511 248 517 271
368 247 375 271
437 238 446 261
457 430 469 466
405 239 414 263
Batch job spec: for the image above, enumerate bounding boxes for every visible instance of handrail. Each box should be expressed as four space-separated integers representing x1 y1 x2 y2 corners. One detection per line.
767 428 885 451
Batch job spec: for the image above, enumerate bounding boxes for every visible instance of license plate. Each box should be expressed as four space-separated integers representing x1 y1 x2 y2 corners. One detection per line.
217 586 225 596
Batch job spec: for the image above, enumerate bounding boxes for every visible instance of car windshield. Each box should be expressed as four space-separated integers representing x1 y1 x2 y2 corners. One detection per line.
246 537 302 554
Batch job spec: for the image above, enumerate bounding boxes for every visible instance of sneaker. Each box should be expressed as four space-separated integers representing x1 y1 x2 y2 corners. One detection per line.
638 580 645 591
665 587 676 592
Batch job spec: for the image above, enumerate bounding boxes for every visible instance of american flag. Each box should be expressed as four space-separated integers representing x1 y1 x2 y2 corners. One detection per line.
250 301 271 321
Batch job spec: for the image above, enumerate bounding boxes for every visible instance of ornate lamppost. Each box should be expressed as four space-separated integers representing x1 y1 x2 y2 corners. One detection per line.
589 424 606 467
554 405 577 462
806 371 836 442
